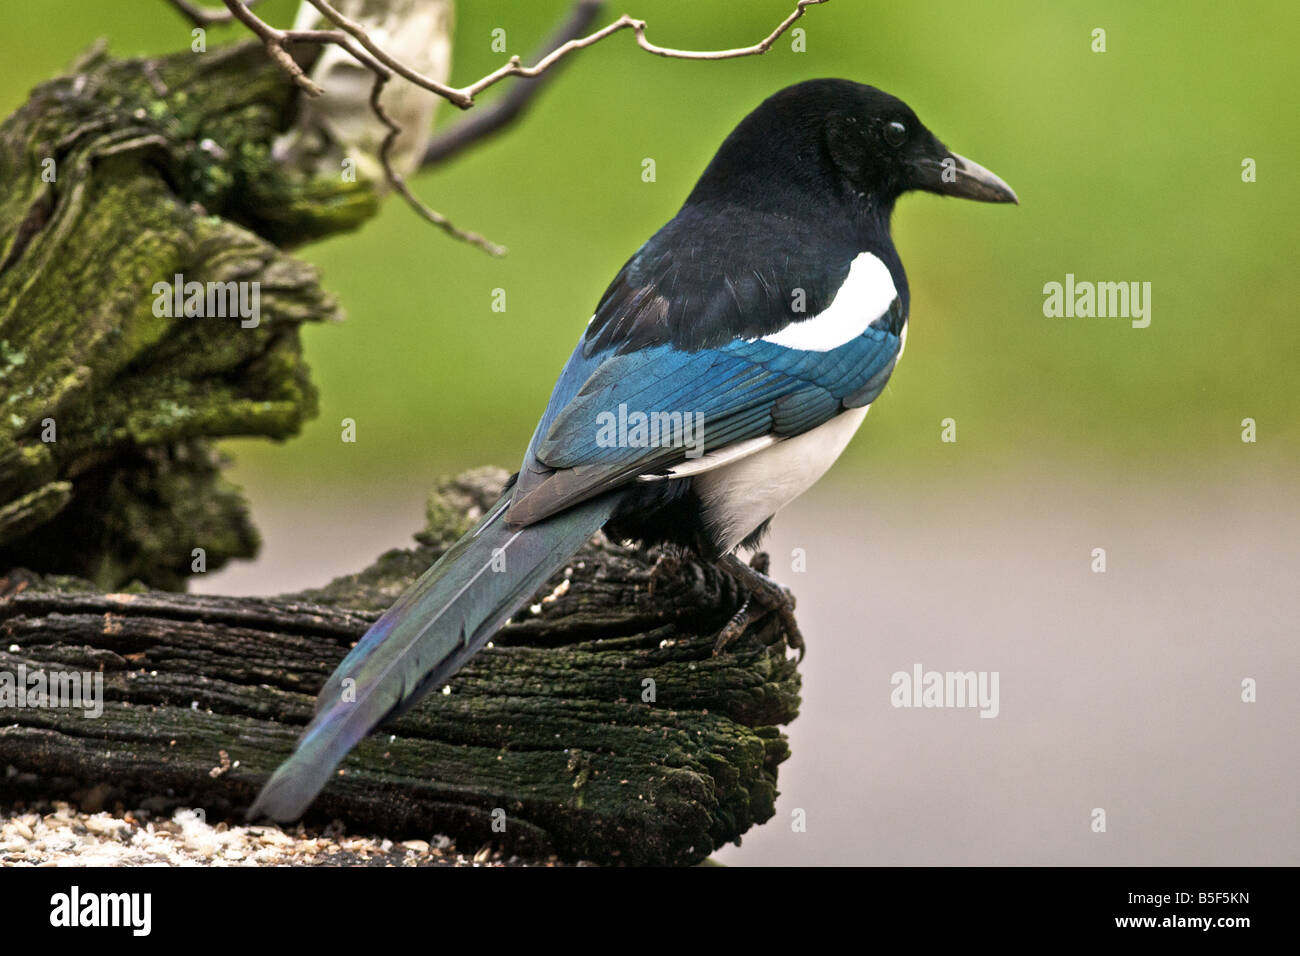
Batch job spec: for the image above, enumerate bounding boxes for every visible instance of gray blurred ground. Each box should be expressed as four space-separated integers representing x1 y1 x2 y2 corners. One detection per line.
200 467 1299 866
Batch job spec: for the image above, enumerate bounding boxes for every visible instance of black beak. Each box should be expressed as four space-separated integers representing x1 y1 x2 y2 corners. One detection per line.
913 151 1018 204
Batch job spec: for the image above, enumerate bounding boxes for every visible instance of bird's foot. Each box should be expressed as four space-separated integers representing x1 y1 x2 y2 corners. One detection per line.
714 553 805 659
647 549 683 598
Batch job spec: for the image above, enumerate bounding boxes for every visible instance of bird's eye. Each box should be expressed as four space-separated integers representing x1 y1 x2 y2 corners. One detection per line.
883 120 907 147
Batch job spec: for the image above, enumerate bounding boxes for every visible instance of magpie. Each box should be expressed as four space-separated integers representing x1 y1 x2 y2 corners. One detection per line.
250 78 1017 821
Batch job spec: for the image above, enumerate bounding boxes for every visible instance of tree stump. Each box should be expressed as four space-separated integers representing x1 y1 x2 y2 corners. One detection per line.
1 468 801 865
0 41 374 590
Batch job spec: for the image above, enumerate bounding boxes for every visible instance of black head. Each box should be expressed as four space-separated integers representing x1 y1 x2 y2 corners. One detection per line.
684 79 1017 227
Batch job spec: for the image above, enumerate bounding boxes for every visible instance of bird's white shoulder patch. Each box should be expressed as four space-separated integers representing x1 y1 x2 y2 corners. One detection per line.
754 251 897 352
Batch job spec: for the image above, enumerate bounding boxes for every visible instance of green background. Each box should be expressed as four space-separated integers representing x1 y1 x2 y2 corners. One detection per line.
2 0 1294 499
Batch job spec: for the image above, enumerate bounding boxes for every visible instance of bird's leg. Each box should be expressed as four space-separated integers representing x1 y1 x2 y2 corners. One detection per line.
646 548 683 597
713 553 805 659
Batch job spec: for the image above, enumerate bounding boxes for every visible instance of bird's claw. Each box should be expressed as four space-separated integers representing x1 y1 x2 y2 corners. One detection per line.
713 596 754 655
647 550 683 598
713 554 806 659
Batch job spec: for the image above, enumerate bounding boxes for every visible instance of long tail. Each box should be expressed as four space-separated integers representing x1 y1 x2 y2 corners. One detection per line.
249 490 622 821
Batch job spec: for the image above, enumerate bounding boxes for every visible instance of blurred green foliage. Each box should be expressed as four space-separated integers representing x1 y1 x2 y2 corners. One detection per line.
2 0 1296 497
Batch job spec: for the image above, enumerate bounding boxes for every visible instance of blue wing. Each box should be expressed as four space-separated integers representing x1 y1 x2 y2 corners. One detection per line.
506 299 904 526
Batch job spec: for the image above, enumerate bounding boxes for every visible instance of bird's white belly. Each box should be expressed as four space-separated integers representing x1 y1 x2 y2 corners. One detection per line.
692 405 870 553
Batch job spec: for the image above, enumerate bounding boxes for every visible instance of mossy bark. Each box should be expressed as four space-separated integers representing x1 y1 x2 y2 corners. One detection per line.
0 470 801 866
0 41 376 589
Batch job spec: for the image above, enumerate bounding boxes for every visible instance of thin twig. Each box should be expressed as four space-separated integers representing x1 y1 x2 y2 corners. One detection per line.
302 0 465 103
165 0 829 254
222 0 340 95
458 0 826 104
166 0 268 27
223 0 827 108
368 73 508 257
421 0 607 168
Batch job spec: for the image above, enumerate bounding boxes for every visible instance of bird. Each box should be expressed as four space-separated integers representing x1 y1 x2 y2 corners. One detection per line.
249 78 1017 821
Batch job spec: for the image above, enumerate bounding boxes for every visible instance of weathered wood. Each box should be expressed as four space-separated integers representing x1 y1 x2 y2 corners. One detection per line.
0 41 376 589
0 469 801 865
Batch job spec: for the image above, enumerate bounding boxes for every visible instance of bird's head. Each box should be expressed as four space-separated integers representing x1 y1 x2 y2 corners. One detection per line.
685 78 1017 228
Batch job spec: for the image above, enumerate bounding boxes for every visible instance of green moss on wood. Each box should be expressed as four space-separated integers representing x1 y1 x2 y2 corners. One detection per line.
0 42 380 586
0 471 803 865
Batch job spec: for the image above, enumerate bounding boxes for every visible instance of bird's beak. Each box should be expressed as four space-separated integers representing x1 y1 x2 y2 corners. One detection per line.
914 151 1019 204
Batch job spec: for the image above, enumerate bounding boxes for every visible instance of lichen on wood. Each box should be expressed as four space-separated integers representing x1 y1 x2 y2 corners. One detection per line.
0 41 378 589
0 469 802 866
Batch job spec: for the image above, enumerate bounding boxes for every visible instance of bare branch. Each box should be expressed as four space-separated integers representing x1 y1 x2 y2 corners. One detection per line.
458 0 827 103
222 0 340 95
221 0 827 107
368 74 508 257
166 0 830 254
166 0 268 27
422 0 607 168
303 0 466 103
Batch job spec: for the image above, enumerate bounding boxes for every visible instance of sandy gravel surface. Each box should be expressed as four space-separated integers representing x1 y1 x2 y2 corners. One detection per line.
0 801 544 867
